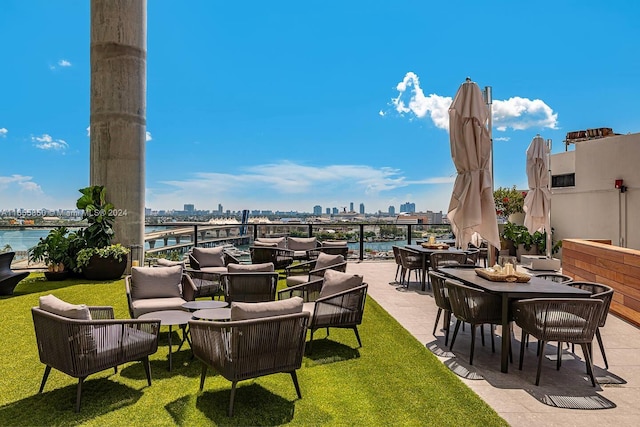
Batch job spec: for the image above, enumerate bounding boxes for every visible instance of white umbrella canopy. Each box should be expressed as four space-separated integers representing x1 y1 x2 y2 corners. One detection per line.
523 134 551 236
446 79 500 250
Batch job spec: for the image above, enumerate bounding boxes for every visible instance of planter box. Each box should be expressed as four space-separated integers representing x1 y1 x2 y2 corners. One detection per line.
83 255 128 281
520 255 561 271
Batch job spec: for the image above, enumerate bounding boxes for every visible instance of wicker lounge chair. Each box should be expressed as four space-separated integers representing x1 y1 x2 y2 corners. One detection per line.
249 246 294 270
189 298 309 416
0 251 29 296
219 271 279 303
32 295 160 412
188 246 240 298
285 252 347 287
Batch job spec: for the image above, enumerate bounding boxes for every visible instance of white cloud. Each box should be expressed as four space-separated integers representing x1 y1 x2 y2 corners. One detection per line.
86 126 90 137
0 128 7 137
58 59 72 67
390 72 452 130
147 162 455 212
0 174 42 193
493 97 558 131
146 131 152 141
387 72 558 132
494 137 511 142
31 134 69 151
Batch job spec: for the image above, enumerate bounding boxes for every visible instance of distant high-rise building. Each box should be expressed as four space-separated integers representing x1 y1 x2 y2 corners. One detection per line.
400 202 416 213
218 203 223 214
332 207 338 215
349 202 354 212
184 204 195 212
388 205 395 215
359 203 365 214
313 205 322 215
326 207 330 215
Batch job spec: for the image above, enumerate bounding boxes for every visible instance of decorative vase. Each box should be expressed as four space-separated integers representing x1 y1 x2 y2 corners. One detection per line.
508 212 526 226
83 254 128 281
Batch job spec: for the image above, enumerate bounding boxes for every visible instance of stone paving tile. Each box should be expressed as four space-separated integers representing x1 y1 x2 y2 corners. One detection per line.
348 260 640 427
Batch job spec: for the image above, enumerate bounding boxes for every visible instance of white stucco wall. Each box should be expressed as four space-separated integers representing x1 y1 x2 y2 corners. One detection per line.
551 133 640 249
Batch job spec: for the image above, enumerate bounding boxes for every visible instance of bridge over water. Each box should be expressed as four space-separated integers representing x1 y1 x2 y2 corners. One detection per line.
145 224 250 255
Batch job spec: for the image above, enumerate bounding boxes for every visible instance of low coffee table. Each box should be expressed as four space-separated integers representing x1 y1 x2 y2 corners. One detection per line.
182 300 228 312
192 308 232 321
139 310 192 371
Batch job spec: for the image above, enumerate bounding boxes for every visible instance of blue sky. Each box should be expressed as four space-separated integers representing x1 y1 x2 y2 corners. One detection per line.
1 0 639 214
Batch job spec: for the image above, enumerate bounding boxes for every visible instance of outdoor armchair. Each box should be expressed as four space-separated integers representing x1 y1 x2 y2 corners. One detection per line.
249 246 294 270
32 295 160 412
397 246 423 289
285 252 347 287
0 251 29 296
286 236 320 260
429 271 453 346
125 265 197 318
188 246 240 298
189 297 309 416
219 271 279 303
279 269 368 352
512 297 603 386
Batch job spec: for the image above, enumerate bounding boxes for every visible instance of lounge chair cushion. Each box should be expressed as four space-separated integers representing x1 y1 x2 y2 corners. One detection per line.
319 269 363 299
156 258 185 268
253 241 278 247
228 262 275 272
192 247 226 267
287 237 318 251
130 265 183 299
286 276 309 287
230 296 303 321
199 266 228 275
39 294 91 320
256 237 286 248
303 302 352 324
322 240 348 247
131 297 188 318
314 252 344 270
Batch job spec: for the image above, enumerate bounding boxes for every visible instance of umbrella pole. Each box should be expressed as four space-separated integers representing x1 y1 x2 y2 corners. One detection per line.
546 138 552 258
484 85 498 266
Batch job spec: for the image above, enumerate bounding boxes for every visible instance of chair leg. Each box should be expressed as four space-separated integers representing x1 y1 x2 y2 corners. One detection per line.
307 329 315 353
470 325 477 365
353 326 362 347
595 328 609 369
290 371 302 398
490 324 495 353
535 340 546 386
228 381 238 417
450 319 462 351
557 342 562 370
519 330 526 370
581 343 597 387
143 356 152 386
199 365 208 391
480 324 485 347
433 308 443 335
39 365 52 393
75 377 86 412
444 311 451 347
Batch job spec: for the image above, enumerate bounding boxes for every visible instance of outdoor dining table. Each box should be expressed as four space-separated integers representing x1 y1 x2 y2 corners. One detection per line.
439 267 591 373
405 245 465 291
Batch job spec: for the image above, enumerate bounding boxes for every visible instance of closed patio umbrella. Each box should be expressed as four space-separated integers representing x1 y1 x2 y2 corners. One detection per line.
447 79 500 250
523 134 551 255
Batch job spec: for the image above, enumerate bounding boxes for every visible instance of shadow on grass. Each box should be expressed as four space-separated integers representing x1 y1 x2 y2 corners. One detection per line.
303 338 360 365
166 383 297 425
0 378 143 426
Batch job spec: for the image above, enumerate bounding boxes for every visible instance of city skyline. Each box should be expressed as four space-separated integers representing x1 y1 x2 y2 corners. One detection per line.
2 1 639 213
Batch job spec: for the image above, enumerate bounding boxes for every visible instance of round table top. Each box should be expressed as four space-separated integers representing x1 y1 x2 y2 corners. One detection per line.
182 300 228 311
192 308 232 321
138 309 192 326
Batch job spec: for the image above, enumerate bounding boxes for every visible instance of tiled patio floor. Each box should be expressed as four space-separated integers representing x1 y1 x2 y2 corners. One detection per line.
348 261 640 426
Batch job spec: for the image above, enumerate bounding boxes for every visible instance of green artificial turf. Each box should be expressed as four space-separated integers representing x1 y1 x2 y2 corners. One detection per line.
0 273 507 426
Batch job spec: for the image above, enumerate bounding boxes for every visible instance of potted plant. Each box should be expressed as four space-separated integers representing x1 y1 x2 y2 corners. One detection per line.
29 227 72 280
494 186 526 224
74 185 129 280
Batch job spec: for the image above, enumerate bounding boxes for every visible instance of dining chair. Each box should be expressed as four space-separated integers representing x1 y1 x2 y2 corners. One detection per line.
430 251 468 271
567 281 614 369
512 297 603 386
429 272 453 345
397 247 423 290
391 246 404 284
533 272 573 284
445 278 502 365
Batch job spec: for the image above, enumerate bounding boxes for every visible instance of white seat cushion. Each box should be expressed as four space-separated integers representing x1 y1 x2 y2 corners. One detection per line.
131 297 187 317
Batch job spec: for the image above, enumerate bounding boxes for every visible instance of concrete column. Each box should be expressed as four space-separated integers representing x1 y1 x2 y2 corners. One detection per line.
90 0 146 263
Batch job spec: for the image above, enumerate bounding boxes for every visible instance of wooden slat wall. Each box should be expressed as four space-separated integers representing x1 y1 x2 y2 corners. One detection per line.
563 239 640 327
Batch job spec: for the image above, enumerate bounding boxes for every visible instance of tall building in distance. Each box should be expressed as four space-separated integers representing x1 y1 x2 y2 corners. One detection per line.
332 207 338 215
400 202 416 213
359 203 365 214
349 202 354 212
313 205 322 215
218 203 223 214
184 204 195 212
388 205 395 215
